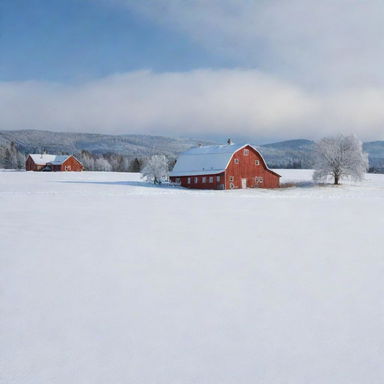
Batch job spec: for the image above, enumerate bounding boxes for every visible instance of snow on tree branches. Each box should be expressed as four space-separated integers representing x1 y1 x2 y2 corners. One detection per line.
0 142 25 169
313 135 368 185
141 155 169 184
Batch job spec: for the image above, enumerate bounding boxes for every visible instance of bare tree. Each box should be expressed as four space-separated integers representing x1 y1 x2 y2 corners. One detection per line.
141 155 169 184
313 135 368 185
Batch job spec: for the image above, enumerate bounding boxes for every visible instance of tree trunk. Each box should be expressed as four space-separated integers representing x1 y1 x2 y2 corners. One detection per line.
334 175 339 185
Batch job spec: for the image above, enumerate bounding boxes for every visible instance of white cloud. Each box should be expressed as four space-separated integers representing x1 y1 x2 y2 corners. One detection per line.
109 0 384 88
2 69 384 141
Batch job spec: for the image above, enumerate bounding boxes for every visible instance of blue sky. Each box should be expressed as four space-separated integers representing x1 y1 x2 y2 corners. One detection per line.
0 0 233 82
1 0 384 141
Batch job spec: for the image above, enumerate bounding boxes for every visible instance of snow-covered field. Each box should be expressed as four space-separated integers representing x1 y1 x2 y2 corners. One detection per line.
1 170 384 384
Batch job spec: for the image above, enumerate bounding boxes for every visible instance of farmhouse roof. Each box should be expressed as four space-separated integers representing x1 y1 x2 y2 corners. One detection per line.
170 143 279 177
29 154 71 166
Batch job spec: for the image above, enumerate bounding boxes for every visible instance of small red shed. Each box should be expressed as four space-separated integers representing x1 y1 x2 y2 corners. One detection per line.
26 154 84 172
169 143 280 189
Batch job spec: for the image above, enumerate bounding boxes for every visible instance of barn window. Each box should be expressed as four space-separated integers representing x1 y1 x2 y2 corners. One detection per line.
255 177 264 184
194 177 198 183
234 158 239 164
209 176 213 183
64 165 71 171
216 176 220 182
187 177 191 184
230 183 235 189
243 149 249 156
255 160 260 165
202 176 207 183
229 176 234 182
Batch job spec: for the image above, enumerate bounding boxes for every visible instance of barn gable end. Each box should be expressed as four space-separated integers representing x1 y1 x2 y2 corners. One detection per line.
224 145 280 189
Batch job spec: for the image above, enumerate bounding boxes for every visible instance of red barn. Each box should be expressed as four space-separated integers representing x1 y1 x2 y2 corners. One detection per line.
26 154 84 172
169 143 280 189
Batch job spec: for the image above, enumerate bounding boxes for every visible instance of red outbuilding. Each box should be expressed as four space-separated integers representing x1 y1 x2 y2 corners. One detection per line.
169 143 280 189
26 154 84 172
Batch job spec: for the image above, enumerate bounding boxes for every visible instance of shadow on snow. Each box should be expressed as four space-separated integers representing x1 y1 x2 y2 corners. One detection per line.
57 180 181 189
58 179 316 190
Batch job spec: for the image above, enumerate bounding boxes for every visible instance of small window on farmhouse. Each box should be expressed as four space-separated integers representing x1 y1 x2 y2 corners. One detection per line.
194 177 198 183
216 176 220 182
243 149 249 156
229 176 234 182
187 177 191 184
255 160 260 165
202 176 207 183
175 178 181 183
209 176 213 183
234 158 239 164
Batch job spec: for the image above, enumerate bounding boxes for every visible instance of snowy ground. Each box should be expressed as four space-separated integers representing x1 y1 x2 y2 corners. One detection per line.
1 170 384 384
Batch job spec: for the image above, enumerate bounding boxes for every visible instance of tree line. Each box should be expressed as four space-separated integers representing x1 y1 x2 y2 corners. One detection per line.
0 142 176 173
77 150 145 172
0 142 26 169
76 150 176 172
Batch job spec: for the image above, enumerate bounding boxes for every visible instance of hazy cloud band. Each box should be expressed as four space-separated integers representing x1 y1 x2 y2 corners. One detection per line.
2 69 384 140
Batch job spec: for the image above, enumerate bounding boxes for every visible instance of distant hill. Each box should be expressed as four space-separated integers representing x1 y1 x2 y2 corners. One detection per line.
363 141 384 157
261 139 314 150
258 139 384 171
1 130 383 171
0 130 211 159
257 139 315 168
363 141 384 171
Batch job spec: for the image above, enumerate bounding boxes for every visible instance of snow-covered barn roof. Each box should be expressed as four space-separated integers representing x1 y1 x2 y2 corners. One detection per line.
29 154 71 166
170 143 277 177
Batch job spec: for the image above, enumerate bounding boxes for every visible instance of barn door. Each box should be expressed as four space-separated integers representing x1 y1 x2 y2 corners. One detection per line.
241 178 247 189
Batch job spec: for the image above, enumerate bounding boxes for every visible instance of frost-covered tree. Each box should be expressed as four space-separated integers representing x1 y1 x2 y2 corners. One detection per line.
79 150 95 171
0 142 25 169
141 155 169 184
313 135 368 185
94 157 112 171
